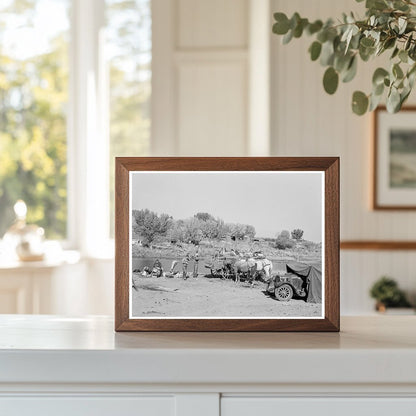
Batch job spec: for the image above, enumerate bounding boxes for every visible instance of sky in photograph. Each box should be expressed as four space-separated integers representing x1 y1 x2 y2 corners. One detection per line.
131 171 323 242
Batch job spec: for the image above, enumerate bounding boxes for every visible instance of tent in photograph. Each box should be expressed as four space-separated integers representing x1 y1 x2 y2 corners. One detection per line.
286 261 322 303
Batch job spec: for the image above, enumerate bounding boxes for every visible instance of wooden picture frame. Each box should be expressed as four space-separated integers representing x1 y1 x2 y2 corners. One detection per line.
373 106 416 210
115 157 339 332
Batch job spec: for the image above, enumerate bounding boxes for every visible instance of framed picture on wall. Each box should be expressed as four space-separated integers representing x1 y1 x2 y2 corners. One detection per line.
115 157 339 332
374 106 416 209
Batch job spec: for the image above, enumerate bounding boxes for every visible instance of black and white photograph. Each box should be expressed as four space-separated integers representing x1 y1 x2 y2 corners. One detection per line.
129 171 324 319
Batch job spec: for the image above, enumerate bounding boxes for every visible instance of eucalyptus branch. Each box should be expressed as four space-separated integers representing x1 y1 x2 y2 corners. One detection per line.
272 0 416 115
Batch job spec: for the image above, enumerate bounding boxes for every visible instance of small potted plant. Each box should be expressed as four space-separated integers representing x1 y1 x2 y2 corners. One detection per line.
370 276 413 313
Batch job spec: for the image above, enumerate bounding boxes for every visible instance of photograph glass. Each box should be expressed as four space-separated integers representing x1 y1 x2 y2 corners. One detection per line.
129 171 324 319
390 129 416 188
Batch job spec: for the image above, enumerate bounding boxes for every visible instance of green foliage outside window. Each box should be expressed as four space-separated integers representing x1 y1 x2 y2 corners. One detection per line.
0 0 151 240
0 1 69 238
107 0 151 237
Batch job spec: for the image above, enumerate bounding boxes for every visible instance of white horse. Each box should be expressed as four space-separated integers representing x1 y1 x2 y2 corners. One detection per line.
253 258 273 281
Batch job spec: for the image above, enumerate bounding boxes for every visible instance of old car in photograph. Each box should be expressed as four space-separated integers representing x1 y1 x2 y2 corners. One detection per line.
267 262 322 303
267 272 306 301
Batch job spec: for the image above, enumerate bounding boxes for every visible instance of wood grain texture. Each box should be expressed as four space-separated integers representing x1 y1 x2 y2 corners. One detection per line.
341 241 416 250
373 106 416 210
115 160 130 330
114 157 340 332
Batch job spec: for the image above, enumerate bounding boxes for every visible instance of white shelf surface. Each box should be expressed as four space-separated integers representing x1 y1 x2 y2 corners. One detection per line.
0 315 415 387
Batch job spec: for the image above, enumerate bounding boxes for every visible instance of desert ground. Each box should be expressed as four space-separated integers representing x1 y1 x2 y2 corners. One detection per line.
131 274 322 318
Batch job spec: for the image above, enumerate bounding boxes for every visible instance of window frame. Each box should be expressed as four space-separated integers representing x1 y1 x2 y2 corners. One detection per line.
67 0 112 257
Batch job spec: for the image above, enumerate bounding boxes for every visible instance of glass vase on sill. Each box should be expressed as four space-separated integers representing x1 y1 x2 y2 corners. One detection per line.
3 200 45 262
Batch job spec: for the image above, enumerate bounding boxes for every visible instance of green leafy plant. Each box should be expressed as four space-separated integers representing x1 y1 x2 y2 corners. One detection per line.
369 276 411 307
272 0 416 115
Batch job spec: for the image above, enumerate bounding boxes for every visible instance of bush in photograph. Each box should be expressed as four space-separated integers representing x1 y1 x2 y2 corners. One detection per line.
166 221 186 243
133 209 257 245
133 209 172 244
183 217 204 244
226 223 256 240
199 217 227 240
291 228 304 240
194 212 215 222
275 230 295 250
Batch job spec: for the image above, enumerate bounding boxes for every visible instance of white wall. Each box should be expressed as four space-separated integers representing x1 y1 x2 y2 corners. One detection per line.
64 0 416 316
152 0 270 156
271 0 416 313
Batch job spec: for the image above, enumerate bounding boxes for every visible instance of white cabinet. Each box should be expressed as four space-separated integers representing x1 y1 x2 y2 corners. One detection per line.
0 255 114 315
1 316 416 416
1 397 175 416
221 398 416 416
0 261 84 314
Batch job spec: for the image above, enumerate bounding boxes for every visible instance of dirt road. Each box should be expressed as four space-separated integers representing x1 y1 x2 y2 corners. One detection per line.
131 275 322 318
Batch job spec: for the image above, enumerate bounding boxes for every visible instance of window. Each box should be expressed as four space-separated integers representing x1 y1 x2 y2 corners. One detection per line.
0 0 151 251
0 0 70 239
106 0 151 237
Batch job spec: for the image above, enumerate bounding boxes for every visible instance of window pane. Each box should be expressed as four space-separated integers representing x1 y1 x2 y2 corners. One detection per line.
106 0 151 237
0 0 70 239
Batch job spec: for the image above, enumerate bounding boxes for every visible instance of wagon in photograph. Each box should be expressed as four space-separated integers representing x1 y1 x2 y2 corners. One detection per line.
267 262 322 303
204 253 236 280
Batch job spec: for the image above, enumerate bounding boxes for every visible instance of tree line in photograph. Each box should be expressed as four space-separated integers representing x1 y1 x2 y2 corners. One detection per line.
132 209 307 250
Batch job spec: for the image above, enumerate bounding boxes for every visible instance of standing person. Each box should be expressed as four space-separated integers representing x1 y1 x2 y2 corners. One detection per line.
182 253 190 280
193 248 200 278
152 259 163 278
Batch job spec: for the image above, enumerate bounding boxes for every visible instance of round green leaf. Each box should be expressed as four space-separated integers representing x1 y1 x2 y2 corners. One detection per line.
342 56 357 83
369 92 383 112
323 67 339 95
393 63 404 79
307 20 323 35
317 30 328 43
320 41 335 66
372 68 389 86
387 88 401 113
391 47 399 59
373 82 384 96
360 37 375 48
352 91 369 115
273 13 290 35
384 37 396 50
309 41 322 61
335 51 353 73
399 50 408 63
293 18 308 38
290 12 301 30
359 44 374 62
282 29 293 45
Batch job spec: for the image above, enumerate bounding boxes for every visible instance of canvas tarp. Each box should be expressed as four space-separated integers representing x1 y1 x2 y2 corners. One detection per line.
286 261 322 303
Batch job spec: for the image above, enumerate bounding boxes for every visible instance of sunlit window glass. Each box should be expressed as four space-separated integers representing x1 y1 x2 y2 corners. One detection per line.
106 0 151 236
0 0 70 239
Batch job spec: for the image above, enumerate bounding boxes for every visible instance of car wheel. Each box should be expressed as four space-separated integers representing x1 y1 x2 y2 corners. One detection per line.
275 284 293 301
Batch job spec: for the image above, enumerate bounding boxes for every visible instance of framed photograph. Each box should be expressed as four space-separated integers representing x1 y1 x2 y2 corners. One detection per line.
115 157 339 332
374 106 416 209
